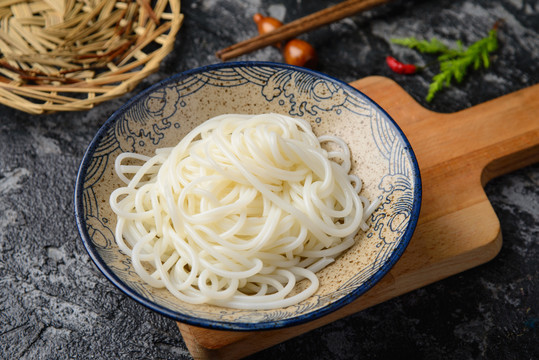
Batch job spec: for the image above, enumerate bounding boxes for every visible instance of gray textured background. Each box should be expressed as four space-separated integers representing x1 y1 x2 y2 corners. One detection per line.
1 0 537 359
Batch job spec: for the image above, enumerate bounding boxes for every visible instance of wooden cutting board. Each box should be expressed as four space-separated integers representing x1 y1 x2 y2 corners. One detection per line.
177 76 539 360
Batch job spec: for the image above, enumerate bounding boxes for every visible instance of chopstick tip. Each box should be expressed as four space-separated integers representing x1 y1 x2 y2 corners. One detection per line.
215 49 234 62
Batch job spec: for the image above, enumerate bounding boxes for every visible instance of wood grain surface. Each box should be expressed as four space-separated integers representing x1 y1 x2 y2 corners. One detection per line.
177 76 539 360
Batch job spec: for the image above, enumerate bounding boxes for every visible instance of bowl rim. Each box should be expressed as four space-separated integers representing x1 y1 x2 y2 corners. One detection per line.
74 61 422 331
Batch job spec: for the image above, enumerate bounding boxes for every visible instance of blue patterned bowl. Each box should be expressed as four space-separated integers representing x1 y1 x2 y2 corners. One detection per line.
75 62 421 331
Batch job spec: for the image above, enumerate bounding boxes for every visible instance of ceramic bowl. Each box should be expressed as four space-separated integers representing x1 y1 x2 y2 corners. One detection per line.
75 62 421 331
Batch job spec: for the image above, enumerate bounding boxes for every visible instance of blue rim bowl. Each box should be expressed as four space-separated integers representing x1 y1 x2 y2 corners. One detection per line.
75 61 421 331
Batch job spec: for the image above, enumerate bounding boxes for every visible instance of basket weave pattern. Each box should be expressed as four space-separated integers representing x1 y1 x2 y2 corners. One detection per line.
0 0 183 114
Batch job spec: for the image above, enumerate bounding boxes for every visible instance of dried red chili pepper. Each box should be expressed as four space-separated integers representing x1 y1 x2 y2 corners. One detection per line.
386 56 417 74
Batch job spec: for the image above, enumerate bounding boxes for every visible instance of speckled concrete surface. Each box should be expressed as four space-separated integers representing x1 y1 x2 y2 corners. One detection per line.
0 0 537 359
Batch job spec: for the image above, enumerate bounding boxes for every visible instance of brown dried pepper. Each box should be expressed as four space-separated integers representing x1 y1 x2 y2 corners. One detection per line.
283 39 318 68
253 13 318 68
253 13 284 48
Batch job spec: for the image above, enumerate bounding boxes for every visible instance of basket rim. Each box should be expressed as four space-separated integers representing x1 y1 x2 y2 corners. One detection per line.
0 0 184 114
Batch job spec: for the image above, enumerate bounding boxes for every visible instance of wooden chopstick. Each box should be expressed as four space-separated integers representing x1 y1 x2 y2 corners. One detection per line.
216 0 392 61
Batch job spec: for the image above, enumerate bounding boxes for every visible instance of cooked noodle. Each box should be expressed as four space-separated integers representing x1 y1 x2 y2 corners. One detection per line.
110 113 380 309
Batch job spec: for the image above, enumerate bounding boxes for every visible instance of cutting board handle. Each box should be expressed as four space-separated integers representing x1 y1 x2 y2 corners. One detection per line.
353 77 539 186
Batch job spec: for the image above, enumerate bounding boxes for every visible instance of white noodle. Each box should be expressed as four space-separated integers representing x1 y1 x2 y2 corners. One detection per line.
110 113 378 310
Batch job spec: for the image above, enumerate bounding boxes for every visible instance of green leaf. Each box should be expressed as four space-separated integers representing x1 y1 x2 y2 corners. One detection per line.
391 37 450 54
474 57 481 70
391 25 499 102
482 52 490 68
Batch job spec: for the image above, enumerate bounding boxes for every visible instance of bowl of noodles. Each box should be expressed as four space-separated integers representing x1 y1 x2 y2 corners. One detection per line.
75 61 421 330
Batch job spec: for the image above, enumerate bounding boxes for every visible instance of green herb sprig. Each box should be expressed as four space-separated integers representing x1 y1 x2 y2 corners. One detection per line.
391 24 499 102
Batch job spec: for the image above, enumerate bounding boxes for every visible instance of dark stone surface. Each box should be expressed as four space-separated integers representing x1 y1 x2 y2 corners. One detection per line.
0 0 537 359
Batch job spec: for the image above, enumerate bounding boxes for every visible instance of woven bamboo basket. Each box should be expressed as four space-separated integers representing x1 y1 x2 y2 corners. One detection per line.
0 0 183 114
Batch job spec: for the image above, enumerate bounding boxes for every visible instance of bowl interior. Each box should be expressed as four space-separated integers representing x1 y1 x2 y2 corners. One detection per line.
75 62 421 330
